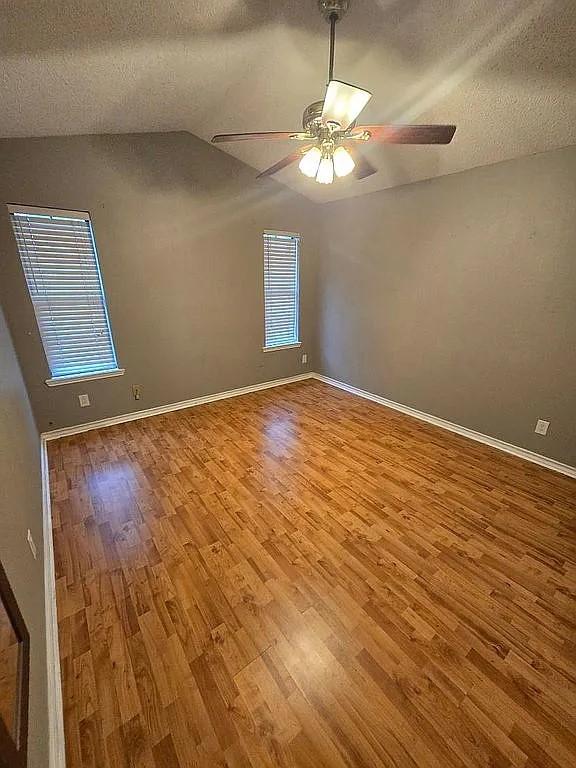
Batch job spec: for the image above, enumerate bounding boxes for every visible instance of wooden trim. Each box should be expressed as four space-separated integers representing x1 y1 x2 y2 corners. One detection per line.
42 371 575 477
313 373 576 479
41 373 314 441
0 562 30 768
262 343 302 352
262 230 300 238
7 203 90 220
45 378 576 767
45 368 125 387
40 440 65 768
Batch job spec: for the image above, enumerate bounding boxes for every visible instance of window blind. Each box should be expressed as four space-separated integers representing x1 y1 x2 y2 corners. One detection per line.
263 231 300 350
9 205 120 383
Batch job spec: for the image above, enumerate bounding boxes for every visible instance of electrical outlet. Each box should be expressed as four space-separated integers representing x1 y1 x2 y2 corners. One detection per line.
301 353 308 364
534 419 550 436
78 393 90 407
132 384 141 401
27 529 37 560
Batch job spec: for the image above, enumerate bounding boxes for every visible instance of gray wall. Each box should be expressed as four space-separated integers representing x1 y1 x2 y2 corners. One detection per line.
0 132 318 432
1 132 574 466
0 304 48 767
0 132 573 768
318 146 576 466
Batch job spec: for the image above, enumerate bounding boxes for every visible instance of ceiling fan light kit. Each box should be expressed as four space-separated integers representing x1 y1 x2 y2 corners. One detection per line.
333 146 355 177
211 0 456 186
316 153 335 185
299 146 322 178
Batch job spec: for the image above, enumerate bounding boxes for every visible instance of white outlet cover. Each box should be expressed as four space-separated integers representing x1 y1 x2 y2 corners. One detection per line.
27 529 37 559
302 353 308 364
78 393 90 407
534 419 550 436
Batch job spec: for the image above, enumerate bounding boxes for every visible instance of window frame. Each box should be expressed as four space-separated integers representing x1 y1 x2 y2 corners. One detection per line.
8 204 124 387
262 229 301 352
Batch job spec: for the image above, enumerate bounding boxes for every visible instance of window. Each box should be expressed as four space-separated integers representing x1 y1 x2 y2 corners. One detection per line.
9 205 122 386
263 230 300 350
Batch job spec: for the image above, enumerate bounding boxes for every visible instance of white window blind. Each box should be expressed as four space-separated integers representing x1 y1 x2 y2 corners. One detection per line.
263 231 300 350
9 205 121 384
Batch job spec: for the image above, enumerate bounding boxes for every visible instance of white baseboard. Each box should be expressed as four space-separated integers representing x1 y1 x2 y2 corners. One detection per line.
312 373 576 479
38 368 573 766
42 373 314 441
40 439 66 768
41 369 575 478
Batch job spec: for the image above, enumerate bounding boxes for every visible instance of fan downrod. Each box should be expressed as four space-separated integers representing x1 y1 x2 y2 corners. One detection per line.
317 0 350 23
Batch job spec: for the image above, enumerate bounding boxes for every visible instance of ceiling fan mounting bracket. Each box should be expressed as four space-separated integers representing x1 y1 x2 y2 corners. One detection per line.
317 0 350 23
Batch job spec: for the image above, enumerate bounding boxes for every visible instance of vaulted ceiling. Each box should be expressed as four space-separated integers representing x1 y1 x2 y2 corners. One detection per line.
1 0 574 202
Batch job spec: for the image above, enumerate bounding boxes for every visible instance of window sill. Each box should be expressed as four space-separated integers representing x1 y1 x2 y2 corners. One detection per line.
262 342 302 353
45 368 125 387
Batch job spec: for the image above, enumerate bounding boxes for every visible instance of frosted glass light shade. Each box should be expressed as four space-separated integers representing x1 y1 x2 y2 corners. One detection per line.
333 146 355 177
299 147 322 178
316 157 334 184
322 80 372 130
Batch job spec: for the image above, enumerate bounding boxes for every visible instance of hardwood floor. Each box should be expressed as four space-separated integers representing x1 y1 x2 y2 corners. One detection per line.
48 379 576 768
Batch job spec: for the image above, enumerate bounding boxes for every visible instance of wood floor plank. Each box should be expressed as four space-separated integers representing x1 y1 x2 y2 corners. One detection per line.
48 380 576 767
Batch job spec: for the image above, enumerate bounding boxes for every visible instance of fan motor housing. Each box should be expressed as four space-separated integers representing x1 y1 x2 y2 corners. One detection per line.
302 101 325 132
302 100 356 137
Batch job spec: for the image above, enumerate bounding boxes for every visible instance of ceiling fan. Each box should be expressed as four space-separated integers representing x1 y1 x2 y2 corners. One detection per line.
212 0 456 185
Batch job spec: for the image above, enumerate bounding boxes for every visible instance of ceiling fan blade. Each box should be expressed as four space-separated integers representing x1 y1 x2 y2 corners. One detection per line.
212 131 306 144
322 80 372 130
347 147 377 180
356 124 456 144
256 145 313 179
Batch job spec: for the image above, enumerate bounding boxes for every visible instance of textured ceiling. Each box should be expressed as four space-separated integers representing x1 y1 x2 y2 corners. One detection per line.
1 0 575 202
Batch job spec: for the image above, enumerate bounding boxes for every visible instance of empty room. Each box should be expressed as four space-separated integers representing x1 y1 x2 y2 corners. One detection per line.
0 1 575 767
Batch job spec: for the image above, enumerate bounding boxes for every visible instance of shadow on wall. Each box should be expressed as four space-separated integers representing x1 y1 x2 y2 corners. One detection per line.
89 131 301 235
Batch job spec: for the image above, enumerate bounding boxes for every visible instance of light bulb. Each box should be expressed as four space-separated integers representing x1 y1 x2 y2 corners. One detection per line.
316 156 334 185
333 146 355 178
299 147 322 178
